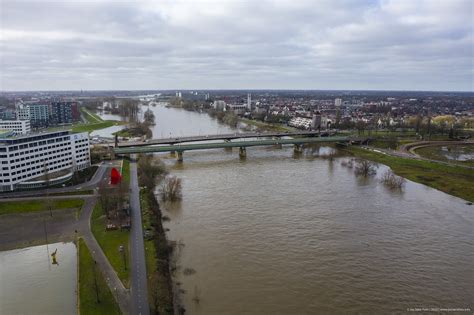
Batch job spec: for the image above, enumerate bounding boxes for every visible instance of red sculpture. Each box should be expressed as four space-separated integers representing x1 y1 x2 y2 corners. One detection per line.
110 167 122 185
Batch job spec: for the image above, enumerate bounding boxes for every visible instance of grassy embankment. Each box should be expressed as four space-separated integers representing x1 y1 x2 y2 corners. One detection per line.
0 199 84 216
90 202 130 288
140 189 174 314
240 118 293 132
346 146 474 202
78 238 120 314
72 107 124 134
90 159 131 288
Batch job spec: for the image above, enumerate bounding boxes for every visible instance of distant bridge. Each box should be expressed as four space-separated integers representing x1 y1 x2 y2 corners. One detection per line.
114 136 350 161
117 130 336 147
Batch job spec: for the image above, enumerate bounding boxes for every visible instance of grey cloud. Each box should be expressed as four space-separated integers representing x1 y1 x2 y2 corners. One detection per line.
0 0 472 91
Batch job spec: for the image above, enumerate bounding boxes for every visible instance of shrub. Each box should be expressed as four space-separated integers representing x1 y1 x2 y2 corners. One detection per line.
160 176 182 201
354 159 378 176
381 169 406 189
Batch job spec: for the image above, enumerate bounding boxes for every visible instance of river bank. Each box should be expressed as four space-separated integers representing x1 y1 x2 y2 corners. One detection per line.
345 146 474 202
140 188 174 314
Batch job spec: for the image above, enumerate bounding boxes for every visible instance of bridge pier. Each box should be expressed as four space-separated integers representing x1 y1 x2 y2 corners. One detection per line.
224 139 232 151
239 147 247 159
294 144 303 154
176 151 183 162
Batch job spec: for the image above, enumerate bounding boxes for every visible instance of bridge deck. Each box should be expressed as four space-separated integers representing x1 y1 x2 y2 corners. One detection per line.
114 136 349 154
117 130 335 147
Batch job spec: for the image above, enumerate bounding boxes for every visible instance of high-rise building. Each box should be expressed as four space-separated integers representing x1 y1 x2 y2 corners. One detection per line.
1 109 16 120
15 104 30 120
51 101 73 124
0 131 90 191
247 93 252 110
335 98 342 107
29 103 50 127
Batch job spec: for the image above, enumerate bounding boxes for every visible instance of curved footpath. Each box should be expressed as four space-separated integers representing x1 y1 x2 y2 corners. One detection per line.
365 140 474 170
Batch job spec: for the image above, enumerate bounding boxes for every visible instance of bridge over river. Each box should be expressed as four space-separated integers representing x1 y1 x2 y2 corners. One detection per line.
114 135 350 161
117 130 336 147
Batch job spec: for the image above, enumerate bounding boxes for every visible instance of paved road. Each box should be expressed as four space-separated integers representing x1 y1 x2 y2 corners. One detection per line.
79 197 131 314
0 162 110 199
129 155 150 315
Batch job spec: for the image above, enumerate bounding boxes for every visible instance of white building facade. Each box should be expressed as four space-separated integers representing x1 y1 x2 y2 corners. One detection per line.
0 131 91 191
0 120 31 135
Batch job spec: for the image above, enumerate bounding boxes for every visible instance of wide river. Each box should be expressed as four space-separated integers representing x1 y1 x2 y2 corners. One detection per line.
102 105 473 314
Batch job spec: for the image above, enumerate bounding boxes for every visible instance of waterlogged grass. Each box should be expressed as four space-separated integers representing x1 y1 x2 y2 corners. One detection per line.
415 145 474 167
78 238 120 314
0 198 84 216
240 118 293 132
91 202 130 288
347 147 474 202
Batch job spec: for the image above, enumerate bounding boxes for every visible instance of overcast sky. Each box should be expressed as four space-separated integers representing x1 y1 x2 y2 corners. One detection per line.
0 0 472 91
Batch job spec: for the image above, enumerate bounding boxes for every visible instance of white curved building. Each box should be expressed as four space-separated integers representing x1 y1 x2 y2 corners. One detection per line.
0 131 90 192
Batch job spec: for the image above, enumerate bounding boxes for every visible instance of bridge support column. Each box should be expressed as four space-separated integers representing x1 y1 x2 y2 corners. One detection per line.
224 139 232 151
239 147 246 159
294 144 303 154
176 151 183 162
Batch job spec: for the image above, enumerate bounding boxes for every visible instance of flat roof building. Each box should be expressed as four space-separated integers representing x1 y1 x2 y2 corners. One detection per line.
0 131 91 191
0 120 31 135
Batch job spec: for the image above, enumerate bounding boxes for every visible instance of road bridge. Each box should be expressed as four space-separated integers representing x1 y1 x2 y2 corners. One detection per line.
117 130 336 147
114 136 349 161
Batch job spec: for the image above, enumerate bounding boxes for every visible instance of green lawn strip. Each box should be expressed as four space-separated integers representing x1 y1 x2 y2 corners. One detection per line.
49 190 95 197
78 238 121 315
90 202 130 288
121 159 130 184
347 146 474 202
81 107 104 123
71 121 119 134
0 198 84 216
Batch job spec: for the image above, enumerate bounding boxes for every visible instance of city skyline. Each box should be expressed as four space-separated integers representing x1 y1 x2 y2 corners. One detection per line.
1 0 473 92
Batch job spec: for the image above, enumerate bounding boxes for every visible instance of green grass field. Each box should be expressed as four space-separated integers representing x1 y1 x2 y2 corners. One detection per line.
90 202 130 288
0 198 84 216
71 121 120 134
347 147 474 202
78 238 120 314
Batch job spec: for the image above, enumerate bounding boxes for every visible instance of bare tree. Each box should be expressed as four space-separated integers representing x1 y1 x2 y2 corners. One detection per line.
98 182 111 218
381 170 406 189
354 159 378 177
160 176 182 201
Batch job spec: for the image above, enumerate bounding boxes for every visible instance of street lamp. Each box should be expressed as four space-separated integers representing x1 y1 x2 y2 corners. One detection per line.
119 245 127 270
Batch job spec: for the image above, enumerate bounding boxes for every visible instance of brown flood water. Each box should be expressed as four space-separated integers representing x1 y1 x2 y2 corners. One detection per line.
161 147 473 314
